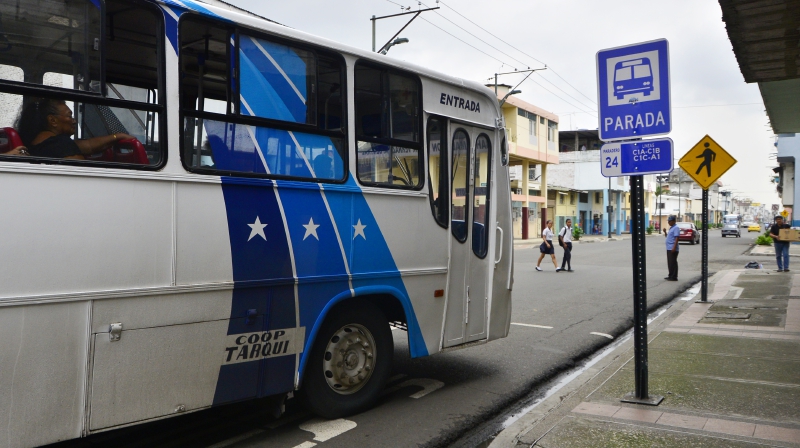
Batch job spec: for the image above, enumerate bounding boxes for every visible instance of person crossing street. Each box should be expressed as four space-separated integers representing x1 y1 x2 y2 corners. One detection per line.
557 219 574 272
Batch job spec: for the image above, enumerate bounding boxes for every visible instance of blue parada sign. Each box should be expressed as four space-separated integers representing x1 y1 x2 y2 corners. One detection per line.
597 39 671 142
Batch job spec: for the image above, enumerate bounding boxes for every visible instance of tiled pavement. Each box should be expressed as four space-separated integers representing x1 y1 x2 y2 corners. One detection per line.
491 269 800 447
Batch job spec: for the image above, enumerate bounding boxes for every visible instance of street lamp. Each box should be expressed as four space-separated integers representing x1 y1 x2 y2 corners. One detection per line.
379 37 408 54
499 89 522 106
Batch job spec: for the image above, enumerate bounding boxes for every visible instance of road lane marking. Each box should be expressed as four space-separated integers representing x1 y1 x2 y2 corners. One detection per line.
207 429 264 448
512 323 553 329
291 442 317 448
299 418 357 442
590 332 614 339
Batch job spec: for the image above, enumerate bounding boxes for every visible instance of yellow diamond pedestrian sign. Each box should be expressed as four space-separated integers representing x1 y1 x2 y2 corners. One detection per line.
678 135 737 190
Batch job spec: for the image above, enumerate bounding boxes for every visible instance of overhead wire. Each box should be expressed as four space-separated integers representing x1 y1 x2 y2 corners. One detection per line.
414 0 598 112
418 17 513 67
435 0 598 107
381 0 598 115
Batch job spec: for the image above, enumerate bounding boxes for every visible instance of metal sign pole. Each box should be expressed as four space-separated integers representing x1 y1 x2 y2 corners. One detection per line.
622 175 664 405
698 189 710 302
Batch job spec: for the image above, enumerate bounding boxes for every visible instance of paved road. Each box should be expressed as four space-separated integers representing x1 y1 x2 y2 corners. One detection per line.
50 230 758 448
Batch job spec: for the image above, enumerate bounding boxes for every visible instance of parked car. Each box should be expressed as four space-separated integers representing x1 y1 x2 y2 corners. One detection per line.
748 223 762 232
677 222 700 244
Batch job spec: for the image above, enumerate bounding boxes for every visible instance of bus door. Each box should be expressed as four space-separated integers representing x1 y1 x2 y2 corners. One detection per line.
443 125 494 347
489 131 513 340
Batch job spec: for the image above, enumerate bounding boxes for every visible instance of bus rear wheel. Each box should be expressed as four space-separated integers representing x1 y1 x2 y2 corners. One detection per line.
301 300 393 419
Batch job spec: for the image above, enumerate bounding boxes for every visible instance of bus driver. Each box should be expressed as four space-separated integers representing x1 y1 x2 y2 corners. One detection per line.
16 98 133 159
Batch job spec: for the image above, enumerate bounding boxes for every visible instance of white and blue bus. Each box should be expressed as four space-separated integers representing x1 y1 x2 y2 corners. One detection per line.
0 1 513 446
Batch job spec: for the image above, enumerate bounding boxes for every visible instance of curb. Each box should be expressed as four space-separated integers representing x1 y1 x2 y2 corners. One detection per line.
488 273 713 448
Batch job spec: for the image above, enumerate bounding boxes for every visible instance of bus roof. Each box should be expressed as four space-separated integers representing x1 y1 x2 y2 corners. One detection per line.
167 0 501 117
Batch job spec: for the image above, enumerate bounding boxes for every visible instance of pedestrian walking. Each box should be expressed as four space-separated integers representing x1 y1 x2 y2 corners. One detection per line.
663 215 679 281
769 215 791 272
558 219 574 272
535 220 558 271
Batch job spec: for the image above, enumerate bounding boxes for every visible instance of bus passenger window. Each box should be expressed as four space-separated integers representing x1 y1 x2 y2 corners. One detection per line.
354 62 422 189
179 17 347 182
239 34 316 124
0 0 165 167
0 0 101 90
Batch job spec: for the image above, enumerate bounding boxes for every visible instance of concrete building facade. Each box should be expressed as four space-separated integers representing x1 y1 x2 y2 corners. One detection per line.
493 84 559 240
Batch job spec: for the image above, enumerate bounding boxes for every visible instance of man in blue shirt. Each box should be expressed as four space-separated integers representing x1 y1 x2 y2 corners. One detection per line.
664 215 680 281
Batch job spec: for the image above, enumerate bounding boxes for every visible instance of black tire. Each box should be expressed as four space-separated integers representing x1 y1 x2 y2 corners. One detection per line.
300 299 393 419
722 234 726 238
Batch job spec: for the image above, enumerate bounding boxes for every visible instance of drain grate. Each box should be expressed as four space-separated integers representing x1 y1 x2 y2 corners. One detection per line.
706 312 751 319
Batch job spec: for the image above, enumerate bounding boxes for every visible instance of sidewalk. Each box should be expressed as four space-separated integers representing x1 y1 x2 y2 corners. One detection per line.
490 269 800 447
750 243 800 257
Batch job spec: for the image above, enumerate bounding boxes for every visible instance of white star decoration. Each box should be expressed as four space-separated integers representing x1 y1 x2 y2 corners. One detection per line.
303 217 320 241
353 219 367 240
247 216 267 241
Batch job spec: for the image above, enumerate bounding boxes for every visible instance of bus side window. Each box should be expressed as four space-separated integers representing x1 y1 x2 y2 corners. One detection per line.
427 116 448 228
354 62 422 189
180 18 347 182
0 0 164 168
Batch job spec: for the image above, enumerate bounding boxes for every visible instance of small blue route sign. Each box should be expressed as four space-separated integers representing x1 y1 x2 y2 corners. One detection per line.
597 39 671 142
600 138 674 177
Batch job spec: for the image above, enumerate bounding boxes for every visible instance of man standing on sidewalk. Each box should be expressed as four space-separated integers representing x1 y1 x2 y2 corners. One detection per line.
557 219 573 272
769 215 791 272
664 215 679 280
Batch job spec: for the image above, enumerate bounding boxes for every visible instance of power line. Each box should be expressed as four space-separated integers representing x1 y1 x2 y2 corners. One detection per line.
418 1 531 70
387 0 599 115
435 0 597 106
526 76 596 117
418 17 513 67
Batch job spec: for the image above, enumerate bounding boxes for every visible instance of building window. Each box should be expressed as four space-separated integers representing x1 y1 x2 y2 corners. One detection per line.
529 118 537 136
547 120 557 142
570 193 575 205
595 192 601 204
559 193 564 204
579 192 589 203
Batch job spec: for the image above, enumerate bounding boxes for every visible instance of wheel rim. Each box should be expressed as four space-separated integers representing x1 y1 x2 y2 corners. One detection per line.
322 323 377 395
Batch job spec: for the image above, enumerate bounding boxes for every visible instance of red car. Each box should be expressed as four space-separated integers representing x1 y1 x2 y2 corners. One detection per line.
677 222 700 245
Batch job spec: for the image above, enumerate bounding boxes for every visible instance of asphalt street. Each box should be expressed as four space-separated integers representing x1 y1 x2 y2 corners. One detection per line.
49 229 761 448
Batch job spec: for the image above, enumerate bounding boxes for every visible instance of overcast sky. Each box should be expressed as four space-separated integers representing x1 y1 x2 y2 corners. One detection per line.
226 0 779 207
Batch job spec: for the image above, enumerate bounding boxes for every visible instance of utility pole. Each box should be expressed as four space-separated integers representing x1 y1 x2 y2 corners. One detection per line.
492 68 546 96
370 6 440 54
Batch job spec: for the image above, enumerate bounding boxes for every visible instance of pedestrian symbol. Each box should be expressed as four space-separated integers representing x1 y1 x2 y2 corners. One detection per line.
678 135 737 190
695 143 716 177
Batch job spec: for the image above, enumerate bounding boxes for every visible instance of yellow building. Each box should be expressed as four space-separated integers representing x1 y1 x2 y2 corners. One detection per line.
493 84 559 240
